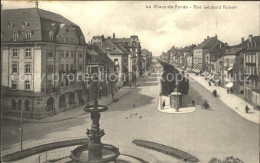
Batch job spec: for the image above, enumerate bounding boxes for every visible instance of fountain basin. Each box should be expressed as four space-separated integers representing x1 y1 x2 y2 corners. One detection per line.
70 144 120 163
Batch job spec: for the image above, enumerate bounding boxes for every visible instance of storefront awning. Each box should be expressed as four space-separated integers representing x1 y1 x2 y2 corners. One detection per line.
227 66 233 71
225 82 233 88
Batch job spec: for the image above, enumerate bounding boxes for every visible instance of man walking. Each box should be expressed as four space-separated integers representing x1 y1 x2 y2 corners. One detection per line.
245 105 249 114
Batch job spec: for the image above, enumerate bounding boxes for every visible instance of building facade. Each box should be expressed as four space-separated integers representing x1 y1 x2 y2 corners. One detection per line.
1 7 87 119
193 35 224 72
243 36 260 108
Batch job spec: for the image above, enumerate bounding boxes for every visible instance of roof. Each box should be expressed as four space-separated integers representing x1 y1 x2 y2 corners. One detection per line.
102 40 128 56
111 38 131 43
92 45 116 67
242 36 260 52
196 36 223 50
1 8 85 44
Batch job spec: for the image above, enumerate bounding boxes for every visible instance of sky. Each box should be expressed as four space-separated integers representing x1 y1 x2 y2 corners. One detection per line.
2 1 260 56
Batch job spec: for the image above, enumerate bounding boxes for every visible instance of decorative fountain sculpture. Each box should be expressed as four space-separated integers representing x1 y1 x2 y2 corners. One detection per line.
70 75 120 162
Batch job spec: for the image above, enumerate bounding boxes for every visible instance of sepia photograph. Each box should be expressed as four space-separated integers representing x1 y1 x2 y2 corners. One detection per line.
1 0 259 162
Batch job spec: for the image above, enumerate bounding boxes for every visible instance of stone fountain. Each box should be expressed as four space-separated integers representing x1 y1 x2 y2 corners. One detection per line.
70 75 120 162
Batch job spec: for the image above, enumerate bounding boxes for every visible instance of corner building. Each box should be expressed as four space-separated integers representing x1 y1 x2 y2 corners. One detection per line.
1 7 87 119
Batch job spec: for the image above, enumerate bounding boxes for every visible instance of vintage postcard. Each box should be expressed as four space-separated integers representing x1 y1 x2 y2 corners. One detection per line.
1 1 259 163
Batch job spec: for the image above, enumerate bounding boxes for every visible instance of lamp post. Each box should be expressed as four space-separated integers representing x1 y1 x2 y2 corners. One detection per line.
20 104 23 152
175 82 179 112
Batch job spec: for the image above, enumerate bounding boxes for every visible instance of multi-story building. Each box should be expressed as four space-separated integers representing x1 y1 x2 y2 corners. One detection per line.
183 45 196 69
221 37 251 93
101 40 129 87
243 35 260 108
1 6 87 119
193 35 224 72
160 52 168 63
141 49 153 72
167 46 178 65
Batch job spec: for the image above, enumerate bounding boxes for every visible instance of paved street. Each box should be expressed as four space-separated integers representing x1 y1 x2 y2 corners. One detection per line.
2 72 259 162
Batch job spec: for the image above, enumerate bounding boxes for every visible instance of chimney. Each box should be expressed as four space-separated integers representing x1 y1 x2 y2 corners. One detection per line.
249 35 253 42
107 36 111 40
241 37 244 43
113 33 115 39
215 34 218 39
35 0 39 9
207 36 209 39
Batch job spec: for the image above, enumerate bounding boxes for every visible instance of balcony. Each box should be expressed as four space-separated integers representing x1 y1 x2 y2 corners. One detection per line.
59 84 82 94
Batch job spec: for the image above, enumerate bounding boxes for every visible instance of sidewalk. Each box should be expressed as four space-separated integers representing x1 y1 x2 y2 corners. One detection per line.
2 76 148 123
183 69 259 124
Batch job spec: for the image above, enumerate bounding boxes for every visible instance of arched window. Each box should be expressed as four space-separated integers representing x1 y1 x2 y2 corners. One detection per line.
22 22 29 28
13 31 18 41
25 30 32 40
24 99 30 111
46 97 54 112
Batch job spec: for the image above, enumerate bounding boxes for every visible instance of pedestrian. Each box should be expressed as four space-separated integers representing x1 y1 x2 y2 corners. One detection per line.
209 82 211 86
245 105 249 114
192 100 195 106
112 92 114 100
163 100 165 108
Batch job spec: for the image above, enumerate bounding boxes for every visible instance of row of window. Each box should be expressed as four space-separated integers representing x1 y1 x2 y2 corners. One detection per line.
12 63 84 74
60 51 83 58
12 48 32 58
87 55 99 62
245 54 256 63
12 80 31 90
60 37 77 44
12 63 31 73
13 30 32 41
59 64 83 71
245 66 257 75
247 42 258 49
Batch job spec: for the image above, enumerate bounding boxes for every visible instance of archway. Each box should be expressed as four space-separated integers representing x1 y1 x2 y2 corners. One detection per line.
11 99 16 110
69 93 75 105
24 99 29 111
46 97 54 112
18 99 22 111
59 95 66 108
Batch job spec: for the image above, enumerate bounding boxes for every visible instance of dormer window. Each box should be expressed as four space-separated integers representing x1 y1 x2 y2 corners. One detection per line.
22 22 29 28
49 31 54 41
25 30 32 40
51 23 56 29
8 22 14 28
13 31 19 41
